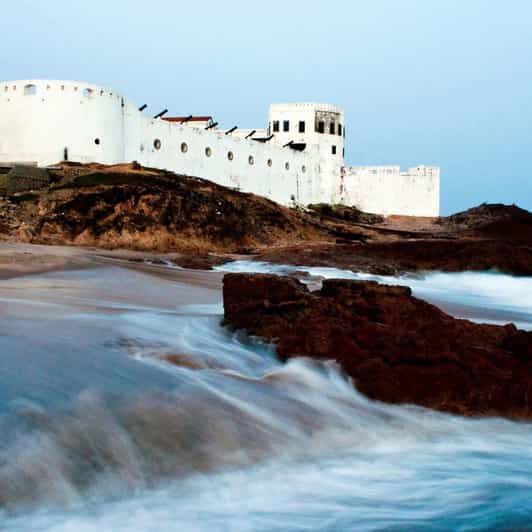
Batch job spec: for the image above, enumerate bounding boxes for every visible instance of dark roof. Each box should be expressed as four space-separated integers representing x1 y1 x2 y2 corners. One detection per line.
162 116 213 123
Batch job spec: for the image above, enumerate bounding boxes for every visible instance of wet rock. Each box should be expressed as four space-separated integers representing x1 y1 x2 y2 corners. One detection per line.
258 238 532 276
223 273 532 419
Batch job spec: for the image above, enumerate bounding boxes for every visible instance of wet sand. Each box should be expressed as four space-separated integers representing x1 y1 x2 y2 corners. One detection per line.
0 243 92 280
3 242 531 328
0 243 225 291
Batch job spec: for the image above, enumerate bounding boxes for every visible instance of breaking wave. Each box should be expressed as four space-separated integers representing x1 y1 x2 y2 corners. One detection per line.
216 261 532 329
2 263 532 530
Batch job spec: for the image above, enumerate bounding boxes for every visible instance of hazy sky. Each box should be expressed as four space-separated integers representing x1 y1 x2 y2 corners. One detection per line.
3 0 531 214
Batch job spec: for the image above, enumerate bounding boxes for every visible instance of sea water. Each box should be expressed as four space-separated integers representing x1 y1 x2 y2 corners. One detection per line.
1 262 532 531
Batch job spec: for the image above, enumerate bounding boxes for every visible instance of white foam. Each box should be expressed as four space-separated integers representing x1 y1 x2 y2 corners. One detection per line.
217 261 532 328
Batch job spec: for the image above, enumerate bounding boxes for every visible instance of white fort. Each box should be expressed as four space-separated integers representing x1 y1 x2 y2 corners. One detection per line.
0 80 440 216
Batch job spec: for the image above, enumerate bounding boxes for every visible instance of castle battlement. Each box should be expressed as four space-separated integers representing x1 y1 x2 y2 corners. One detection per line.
0 79 440 216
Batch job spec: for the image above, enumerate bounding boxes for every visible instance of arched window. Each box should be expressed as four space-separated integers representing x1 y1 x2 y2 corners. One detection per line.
227 151 234 161
24 84 37 96
285 162 290 171
302 165 306 173
205 147 212 157
154 139 162 150
248 155 254 165
181 142 188 153
267 159 273 167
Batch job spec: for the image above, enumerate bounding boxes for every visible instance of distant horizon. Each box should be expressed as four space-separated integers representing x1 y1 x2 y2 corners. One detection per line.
3 0 531 215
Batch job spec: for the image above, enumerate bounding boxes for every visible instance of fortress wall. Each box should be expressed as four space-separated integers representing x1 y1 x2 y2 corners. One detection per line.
124 111 321 206
0 80 441 215
343 166 440 217
0 80 125 166
0 80 321 207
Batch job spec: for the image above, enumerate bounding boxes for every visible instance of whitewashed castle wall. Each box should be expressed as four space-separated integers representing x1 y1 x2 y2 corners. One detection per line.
0 79 441 216
125 112 320 206
0 80 125 165
343 166 440 217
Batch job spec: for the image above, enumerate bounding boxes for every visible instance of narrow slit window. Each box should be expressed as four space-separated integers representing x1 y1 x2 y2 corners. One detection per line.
329 122 335 135
273 121 280 132
332 145 337 155
299 121 305 133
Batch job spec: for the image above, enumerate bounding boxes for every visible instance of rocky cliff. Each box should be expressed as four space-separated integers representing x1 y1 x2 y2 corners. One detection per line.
223 273 532 419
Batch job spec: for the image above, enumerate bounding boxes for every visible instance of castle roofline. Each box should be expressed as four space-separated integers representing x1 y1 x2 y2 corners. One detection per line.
269 102 343 114
1 79 126 99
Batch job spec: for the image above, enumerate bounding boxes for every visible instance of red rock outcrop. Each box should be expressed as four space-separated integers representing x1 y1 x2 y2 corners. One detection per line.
223 273 532 419
257 238 532 276
258 203 532 276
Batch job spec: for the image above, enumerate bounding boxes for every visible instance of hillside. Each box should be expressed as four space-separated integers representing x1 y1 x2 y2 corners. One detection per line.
1 163 530 275
0 162 330 254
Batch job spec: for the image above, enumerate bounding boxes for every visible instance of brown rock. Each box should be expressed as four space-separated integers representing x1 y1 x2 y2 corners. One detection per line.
223 273 532 419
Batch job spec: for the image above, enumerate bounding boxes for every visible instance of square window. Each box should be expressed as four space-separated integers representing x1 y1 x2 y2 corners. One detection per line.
299 121 305 133
283 120 290 132
273 121 280 132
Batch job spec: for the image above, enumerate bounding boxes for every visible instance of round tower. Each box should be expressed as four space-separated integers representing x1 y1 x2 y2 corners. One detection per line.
0 80 126 167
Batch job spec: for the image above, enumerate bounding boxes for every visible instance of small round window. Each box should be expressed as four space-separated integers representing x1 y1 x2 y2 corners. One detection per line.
302 165 306 173
94 138 101 145
228 151 234 161
181 142 188 153
285 162 290 171
267 159 273 167
154 139 162 150
205 147 212 157
248 155 254 165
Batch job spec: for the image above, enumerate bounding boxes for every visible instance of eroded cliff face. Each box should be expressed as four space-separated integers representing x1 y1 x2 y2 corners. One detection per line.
1 163 531 275
0 163 328 253
223 273 532 419
257 203 532 276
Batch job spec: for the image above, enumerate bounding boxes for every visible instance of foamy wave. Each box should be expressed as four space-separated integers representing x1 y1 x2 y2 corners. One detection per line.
3 366 532 530
216 261 532 328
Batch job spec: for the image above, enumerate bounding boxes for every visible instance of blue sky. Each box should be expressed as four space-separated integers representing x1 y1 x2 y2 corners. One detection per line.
2 0 531 214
